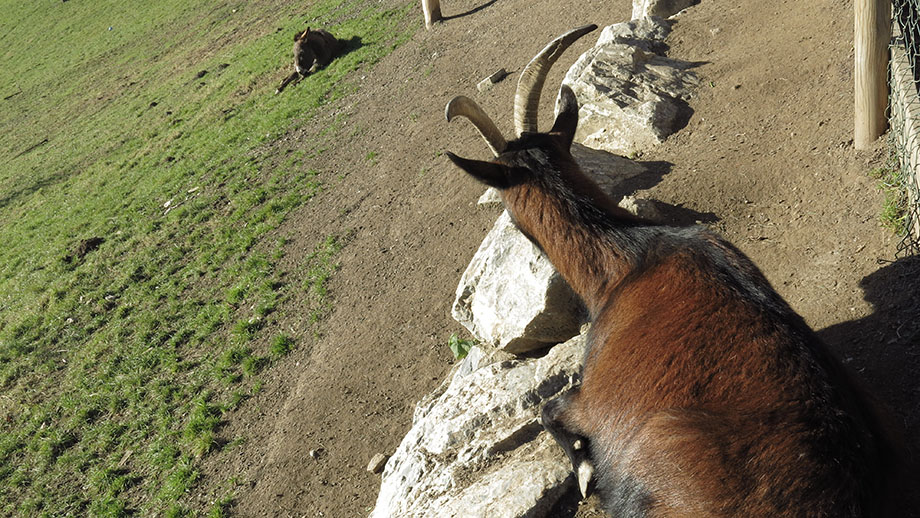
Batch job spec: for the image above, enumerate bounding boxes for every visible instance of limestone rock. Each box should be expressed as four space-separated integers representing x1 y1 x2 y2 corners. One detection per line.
367 453 389 474
632 0 700 19
619 195 664 221
572 142 649 194
561 18 699 156
477 187 502 205
476 143 648 207
369 335 585 518
452 210 585 353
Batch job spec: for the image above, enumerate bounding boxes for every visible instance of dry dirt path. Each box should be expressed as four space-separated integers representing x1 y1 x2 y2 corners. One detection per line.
197 0 920 516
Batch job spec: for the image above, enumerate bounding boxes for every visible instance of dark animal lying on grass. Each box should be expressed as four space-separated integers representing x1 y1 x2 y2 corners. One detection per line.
445 24 913 518
276 27 342 94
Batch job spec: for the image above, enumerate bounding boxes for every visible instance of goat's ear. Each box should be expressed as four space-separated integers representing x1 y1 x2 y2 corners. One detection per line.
445 152 511 189
550 85 579 150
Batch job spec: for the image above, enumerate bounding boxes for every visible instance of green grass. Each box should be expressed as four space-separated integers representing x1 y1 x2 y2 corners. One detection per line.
0 0 417 515
869 162 909 235
300 233 348 329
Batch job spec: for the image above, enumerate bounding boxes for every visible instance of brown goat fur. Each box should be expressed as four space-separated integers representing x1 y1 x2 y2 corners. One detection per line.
276 27 342 94
447 86 913 517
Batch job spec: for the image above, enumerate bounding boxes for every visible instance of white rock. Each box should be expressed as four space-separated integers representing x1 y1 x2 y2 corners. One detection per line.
572 142 649 193
369 335 585 518
632 0 700 19
618 195 664 221
436 433 573 518
367 453 389 474
561 18 698 156
452 211 584 353
477 187 502 205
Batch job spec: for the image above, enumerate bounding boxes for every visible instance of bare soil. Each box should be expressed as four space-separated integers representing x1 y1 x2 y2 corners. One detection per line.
197 0 920 516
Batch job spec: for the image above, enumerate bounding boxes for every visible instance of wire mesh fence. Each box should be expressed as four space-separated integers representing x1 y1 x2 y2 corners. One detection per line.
890 0 920 255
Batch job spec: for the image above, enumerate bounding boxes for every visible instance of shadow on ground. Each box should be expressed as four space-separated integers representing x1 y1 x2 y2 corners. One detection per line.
443 0 501 22
819 255 920 451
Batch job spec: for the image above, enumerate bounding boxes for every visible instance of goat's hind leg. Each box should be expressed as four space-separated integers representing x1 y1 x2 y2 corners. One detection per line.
542 389 594 498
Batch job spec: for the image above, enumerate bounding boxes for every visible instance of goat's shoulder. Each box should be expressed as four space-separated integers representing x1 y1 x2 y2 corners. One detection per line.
636 225 793 317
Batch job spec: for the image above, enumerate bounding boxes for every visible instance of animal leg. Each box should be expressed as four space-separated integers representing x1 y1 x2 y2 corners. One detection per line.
542 390 594 498
276 71 302 94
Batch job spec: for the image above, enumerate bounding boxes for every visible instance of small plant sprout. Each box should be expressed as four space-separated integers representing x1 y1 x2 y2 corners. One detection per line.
448 333 476 360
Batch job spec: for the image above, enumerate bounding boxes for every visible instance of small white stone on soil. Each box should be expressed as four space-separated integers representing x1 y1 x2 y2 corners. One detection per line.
477 68 509 92
618 196 664 221
367 453 389 474
477 187 501 205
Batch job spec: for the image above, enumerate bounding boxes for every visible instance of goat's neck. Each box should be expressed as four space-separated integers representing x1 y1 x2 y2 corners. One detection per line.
503 184 639 317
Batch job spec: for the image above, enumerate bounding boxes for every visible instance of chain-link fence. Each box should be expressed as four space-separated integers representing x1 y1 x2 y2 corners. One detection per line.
890 0 920 255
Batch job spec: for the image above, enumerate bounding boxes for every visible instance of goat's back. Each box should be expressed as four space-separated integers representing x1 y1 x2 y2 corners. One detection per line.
569 228 907 517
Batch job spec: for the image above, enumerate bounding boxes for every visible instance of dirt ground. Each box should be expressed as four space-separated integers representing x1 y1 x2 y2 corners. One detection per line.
197 0 920 516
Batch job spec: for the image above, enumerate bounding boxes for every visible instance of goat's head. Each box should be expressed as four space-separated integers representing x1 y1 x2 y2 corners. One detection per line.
294 28 316 74
445 25 596 194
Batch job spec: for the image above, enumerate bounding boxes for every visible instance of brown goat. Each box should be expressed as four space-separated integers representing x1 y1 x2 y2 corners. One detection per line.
276 27 342 94
446 25 912 517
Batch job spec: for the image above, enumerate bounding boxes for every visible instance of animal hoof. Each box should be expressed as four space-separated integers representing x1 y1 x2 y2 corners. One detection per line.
577 460 594 498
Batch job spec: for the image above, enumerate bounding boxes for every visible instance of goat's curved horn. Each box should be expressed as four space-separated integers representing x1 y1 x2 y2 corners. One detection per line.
513 24 597 137
446 95 508 156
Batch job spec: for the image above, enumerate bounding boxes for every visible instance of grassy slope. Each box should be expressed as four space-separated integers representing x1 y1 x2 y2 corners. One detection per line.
0 1 415 516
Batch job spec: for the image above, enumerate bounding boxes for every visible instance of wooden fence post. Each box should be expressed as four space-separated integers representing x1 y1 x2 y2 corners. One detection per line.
855 0 891 150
